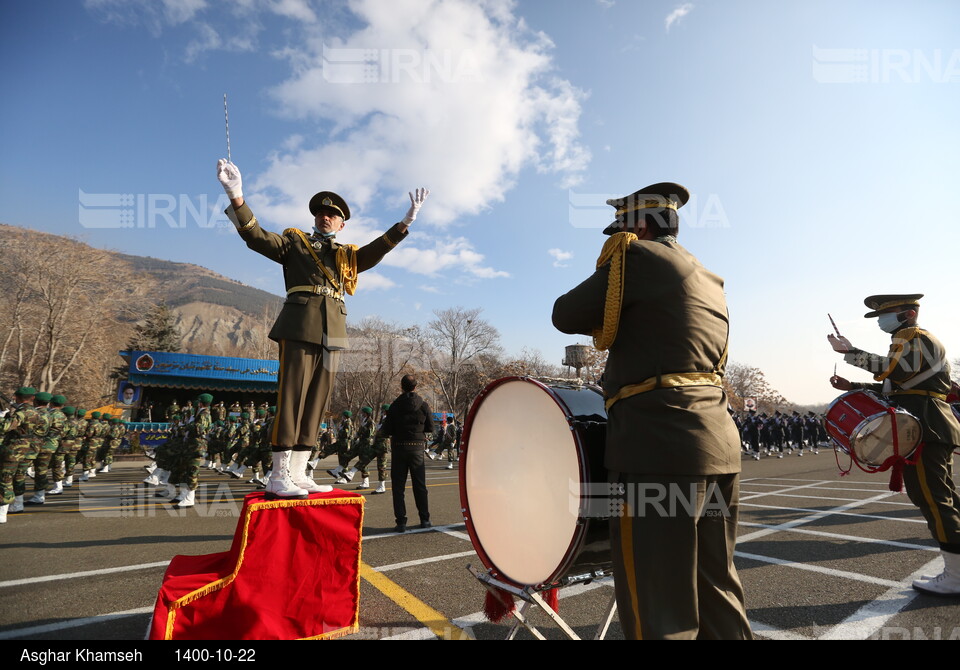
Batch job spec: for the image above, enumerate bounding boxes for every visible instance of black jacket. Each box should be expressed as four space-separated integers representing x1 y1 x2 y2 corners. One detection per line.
381 392 434 443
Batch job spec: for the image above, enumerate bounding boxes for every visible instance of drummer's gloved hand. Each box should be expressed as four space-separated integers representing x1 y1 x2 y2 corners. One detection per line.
217 159 243 199
402 188 430 225
828 334 853 353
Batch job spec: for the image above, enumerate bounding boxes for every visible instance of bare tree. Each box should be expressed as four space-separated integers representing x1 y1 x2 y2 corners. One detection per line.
724 362 788 413
418 307 503 418
331 317 419 414
0 230 141 394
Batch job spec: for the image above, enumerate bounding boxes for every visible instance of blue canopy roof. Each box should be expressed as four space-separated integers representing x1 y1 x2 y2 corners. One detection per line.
120 350 278 392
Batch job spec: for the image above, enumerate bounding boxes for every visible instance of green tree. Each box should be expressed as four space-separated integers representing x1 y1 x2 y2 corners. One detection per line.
127 302 182 353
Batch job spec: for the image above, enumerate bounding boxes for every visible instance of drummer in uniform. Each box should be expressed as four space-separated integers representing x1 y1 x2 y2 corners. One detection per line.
553 183 751 639
829 293 960 596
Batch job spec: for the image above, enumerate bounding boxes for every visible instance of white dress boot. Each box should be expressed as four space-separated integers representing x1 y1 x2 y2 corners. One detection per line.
356 477 370 490
49 481 64 495
9 496 24 513
372 481 387 494
176 486 196 508
326 465 343 479
343 466 357 483
26 491 46 505
289 450 332 493
143 472 160 486
229 464 247 479
0 504 7 523
64 475 74 487
913 551 960 596
265 451 310 499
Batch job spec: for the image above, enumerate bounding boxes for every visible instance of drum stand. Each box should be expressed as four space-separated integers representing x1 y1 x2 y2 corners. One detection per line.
467 565 617 640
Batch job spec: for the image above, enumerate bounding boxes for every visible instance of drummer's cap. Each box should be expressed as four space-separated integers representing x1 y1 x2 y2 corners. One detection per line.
863 293 923 318
309 191 350 221
603 182 689 236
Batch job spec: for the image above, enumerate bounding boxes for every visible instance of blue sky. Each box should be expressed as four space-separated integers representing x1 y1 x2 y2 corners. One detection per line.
2 0 959 404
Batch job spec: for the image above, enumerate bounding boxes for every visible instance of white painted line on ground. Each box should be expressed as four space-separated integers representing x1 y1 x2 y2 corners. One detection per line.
744 492 886 504
438 527 472 542
735 551 900 588
739 522 937 552
738 492 896 544
819 556 944 640
363 523 466 541
743 483 909 494
747 477 890 486
740 480 830 502
741 502 926 524
0 606 153 640
376 551 477 573
0 561 170 589
749 619 813 641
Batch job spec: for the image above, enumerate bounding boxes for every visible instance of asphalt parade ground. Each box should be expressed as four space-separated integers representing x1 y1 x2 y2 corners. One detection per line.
1 450 959 641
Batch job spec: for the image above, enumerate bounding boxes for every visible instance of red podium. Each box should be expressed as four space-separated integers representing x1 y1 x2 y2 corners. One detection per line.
149 491 364 640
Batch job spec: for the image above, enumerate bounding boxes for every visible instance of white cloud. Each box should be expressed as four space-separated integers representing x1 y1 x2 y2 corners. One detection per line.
268 0 317 23
665 3 693 32
356 272 396 290
256 0 590 227
548 248 573 268
595 0 614 8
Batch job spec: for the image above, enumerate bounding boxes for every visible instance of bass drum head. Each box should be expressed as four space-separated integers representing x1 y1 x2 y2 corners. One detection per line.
462 378 585 587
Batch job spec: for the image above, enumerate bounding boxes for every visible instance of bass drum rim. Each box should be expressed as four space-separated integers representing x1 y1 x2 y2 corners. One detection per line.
459 376 594 589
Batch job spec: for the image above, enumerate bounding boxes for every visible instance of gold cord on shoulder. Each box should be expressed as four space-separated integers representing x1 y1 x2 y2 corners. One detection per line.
592 232 637 351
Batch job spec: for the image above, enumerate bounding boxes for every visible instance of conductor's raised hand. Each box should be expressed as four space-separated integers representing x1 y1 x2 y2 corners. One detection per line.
827 334 853 353
401 188 430 225
217 158 243 199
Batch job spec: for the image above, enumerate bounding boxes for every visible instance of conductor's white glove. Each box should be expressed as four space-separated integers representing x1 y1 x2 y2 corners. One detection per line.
402 188 430 225
217 159 243 199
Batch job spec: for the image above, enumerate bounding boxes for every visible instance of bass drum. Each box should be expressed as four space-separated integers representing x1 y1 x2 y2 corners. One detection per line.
459 376 609 589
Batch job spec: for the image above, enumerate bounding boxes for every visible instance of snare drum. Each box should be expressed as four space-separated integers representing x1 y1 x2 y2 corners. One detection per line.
825 390 921 466
460 377 608 589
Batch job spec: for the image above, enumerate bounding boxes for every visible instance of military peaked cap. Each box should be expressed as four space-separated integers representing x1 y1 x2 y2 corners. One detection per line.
863 294 923 318
603 182 690 235
309 191 351 221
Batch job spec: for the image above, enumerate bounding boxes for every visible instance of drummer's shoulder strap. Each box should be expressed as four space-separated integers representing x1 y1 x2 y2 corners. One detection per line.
875 327 921 382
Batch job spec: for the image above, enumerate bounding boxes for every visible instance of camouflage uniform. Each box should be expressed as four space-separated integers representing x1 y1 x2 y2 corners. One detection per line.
33 400 66 492
180 405 212 490
336 414 353 468
1 392 49 505
350 412 376 479
58 409 83 484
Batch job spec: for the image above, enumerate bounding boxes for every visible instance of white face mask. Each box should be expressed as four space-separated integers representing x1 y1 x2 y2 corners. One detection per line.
877 313 902 333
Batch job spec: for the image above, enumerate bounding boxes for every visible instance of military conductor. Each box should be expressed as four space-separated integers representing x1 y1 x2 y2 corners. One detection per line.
217 158 428 499
552 183 751 640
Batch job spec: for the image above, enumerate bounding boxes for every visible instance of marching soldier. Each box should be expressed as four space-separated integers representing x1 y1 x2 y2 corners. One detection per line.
28 393 66 504
1 388 48 522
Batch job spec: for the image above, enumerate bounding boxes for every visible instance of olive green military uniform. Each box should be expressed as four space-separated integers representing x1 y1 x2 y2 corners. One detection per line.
846 326 960 550
225 201 408 451
552 185 750 640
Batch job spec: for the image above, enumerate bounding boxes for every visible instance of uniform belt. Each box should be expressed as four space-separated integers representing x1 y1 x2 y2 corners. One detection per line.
605 372 724 411
286 285 344 301
887 389 948 401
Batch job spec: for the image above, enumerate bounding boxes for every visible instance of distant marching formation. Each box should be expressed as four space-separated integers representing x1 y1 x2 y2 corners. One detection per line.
141 397 462 508
732 409 828 460
0 387 129 523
